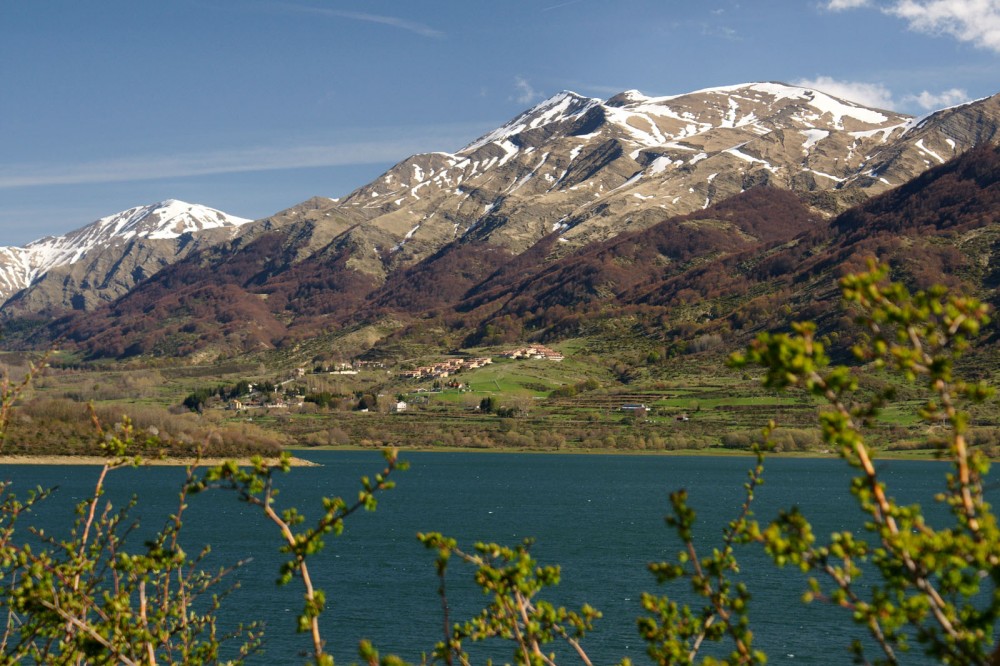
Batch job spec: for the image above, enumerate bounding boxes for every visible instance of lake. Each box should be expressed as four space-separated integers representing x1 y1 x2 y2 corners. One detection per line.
0 451 980 664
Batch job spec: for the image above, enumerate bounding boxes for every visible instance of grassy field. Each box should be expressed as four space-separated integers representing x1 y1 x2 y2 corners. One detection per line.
2 342 998 459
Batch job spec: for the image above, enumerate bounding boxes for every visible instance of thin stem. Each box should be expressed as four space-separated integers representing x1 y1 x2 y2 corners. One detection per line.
435 561 453 666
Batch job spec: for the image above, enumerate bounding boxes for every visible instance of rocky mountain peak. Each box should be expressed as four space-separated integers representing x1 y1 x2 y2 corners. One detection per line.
600 81 906 143
605 90 650 107
65 199 252 245
460 90 601 154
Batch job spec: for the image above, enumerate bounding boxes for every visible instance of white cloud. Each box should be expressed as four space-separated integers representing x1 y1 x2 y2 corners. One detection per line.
793 76 898 109
902 87 971 109
825 0 871 9
513 76 541 105
886 0 1000 52
703 23 739 39
825 0 1000 52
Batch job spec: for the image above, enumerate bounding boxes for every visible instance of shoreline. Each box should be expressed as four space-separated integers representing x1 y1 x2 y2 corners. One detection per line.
0 447 958 465
0 454 319 467
285 444 954 462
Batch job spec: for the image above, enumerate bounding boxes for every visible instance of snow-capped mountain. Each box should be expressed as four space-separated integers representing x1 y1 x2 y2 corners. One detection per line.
0 200 252 311
321 81 996 272
4 81 1000 358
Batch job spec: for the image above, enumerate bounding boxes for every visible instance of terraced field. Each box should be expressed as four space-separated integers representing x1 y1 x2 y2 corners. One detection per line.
259 375 823 453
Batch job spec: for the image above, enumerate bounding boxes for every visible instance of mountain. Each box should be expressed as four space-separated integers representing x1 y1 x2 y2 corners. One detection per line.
287 83 908 274
176 81 995 300
328 82 986 263
59 146 998 364
7 82 1000 361
444 186 824 331
0 200 252 312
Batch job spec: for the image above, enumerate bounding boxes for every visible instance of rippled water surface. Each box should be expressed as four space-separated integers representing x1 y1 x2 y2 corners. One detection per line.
2 451 974 664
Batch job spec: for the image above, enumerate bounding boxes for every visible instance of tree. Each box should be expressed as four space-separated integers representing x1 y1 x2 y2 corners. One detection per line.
187 451 404 665
0 415 262 664
413 535 601 666
356 393 378 411
182 387 216 412
641 261 999 665
305 391 335 409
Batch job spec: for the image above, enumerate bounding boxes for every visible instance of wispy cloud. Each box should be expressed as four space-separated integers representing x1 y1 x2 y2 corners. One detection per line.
793 76 897 109
273 4 444 38
706 24 739 39
542 0 586 11
0 129 483 190
512 76 542 105
825 0 1000 53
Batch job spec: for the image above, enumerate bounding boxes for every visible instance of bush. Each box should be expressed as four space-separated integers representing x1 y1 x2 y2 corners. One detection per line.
4 398 288 457
720 430 758 450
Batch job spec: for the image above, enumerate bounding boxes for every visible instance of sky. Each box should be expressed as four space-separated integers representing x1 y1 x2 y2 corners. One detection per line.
1 0 998 246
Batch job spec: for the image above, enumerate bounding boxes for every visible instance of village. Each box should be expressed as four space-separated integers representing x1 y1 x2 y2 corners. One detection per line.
188 345 567 414
397 345 564 381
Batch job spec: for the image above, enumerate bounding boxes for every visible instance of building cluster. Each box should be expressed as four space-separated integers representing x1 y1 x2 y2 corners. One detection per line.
228 394 304 411
321 360 385 375
399 357 493 380
499 345 565 361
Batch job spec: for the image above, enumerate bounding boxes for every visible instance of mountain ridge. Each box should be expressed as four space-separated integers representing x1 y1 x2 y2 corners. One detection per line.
3 81 1000 362
329 81 980 262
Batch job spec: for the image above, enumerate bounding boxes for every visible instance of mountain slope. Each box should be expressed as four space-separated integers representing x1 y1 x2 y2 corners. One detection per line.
399 143 999 358
304 83 998 304
846 94 1000 192
51 202 383 359
459 187 822 323
37 144 1000 362
627 142 1000 342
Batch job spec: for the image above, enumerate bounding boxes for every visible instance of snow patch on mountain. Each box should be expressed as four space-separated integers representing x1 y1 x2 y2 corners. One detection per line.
801 129 829 151
453 82 907 182
914 139 946 164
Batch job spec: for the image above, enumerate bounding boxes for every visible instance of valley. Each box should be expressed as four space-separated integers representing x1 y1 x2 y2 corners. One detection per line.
1 83 999 461
6 325 999 460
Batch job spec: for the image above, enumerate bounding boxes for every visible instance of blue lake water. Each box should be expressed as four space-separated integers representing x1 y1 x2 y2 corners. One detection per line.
1 451 984 664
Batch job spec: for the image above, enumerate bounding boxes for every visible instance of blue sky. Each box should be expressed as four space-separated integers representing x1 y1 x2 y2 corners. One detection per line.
1 0 998 246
